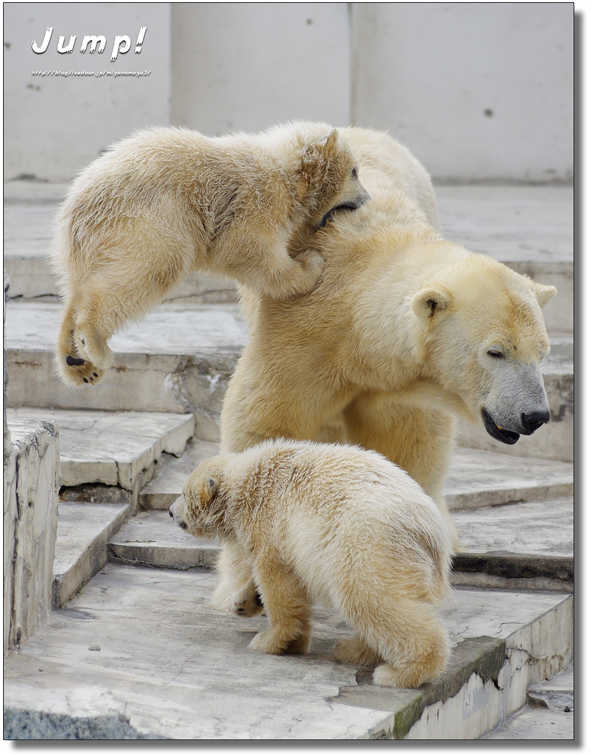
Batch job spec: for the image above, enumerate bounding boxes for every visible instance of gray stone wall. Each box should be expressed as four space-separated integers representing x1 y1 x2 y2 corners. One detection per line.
4 2 572 183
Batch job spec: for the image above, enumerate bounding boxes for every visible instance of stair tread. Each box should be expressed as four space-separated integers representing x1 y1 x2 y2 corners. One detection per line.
109 496 573 586
5 299 248 355
54 502 130 575
445 447 573 509
3 563 572 740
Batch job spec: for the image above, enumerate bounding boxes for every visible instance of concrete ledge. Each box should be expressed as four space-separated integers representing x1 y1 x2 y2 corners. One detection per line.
3 419 60 652
2 565 572 739
6 408 195 492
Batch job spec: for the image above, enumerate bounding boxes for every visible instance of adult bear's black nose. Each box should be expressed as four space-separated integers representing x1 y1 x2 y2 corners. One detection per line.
521 409 550 435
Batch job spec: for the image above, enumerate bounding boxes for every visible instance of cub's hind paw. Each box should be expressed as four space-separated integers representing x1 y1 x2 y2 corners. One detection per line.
230 590 264 617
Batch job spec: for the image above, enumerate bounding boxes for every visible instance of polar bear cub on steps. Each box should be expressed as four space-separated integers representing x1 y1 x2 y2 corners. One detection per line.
170 439 452 689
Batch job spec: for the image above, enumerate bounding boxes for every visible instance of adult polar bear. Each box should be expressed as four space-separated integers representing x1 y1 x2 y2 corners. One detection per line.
214 126 556 613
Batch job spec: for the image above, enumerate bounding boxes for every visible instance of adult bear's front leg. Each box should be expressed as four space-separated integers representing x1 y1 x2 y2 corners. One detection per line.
216 344 353 610
343 395 461 551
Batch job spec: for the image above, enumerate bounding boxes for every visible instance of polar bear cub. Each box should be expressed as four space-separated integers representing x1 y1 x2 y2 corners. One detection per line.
170 439 452 688
52 122 370 387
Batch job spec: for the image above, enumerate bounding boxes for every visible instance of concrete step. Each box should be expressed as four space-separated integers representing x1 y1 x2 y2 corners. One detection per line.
108 494 573 593
108 510 220 571
139 438 220 509
5 407 195 505
4 184 572 332
3 563 572 740
452 498 573 591
5 300 247 442
482 665 573 739
4 299 572 456
445 448 573 509
53 502 130 608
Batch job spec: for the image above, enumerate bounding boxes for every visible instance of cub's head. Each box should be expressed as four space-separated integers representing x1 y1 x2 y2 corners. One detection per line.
300 129 370 228
169 459 232 539
410 254 557 445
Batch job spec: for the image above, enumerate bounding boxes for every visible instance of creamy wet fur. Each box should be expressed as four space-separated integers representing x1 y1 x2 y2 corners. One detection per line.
170 440 452 689
52 122 369 386
213 126 557 611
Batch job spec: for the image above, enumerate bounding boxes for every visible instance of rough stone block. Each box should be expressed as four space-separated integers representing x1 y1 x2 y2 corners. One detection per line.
3 419 60 653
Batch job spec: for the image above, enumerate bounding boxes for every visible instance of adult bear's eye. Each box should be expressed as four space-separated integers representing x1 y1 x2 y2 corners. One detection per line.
487 349 504 359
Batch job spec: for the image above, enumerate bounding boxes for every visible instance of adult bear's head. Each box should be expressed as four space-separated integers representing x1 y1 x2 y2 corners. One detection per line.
411 253 557 445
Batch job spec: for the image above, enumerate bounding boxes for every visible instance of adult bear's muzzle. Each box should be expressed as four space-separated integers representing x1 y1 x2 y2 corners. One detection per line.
481 406 550 445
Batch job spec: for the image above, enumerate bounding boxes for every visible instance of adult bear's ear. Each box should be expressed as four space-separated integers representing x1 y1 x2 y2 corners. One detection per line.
411 287 452 321
529 281 557 308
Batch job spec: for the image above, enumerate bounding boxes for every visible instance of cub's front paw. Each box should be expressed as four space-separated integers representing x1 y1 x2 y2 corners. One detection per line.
295 248 325 278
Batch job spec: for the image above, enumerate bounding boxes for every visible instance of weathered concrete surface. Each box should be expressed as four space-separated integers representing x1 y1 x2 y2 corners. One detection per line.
482 705 573 739
5 408 194 491
140 439 219 509
444 448 572 509
53 502 130 608
2 564 572 739
3 419 60 653
528 664 573 712
483 666 574 743
109 510 220 570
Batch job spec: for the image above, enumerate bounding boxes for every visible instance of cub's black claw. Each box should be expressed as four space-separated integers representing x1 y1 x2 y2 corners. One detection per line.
66 355 85 366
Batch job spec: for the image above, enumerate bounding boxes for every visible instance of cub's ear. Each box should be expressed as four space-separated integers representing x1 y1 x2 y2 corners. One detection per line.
204 475 219 503
301 129 340 175
530 281 557 308
411 287 452 321
316 128 340 157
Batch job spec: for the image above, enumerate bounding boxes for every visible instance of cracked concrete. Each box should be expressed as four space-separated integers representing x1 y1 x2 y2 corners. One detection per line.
3 564 572 739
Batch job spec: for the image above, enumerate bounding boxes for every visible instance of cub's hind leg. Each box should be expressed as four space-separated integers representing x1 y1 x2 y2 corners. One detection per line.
56 300 105 387
57 280 140 387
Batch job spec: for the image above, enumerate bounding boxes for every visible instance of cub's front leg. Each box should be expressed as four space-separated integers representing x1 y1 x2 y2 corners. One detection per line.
248 555 312 655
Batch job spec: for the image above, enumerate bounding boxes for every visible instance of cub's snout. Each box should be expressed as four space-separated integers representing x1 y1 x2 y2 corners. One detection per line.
169 495 188 530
